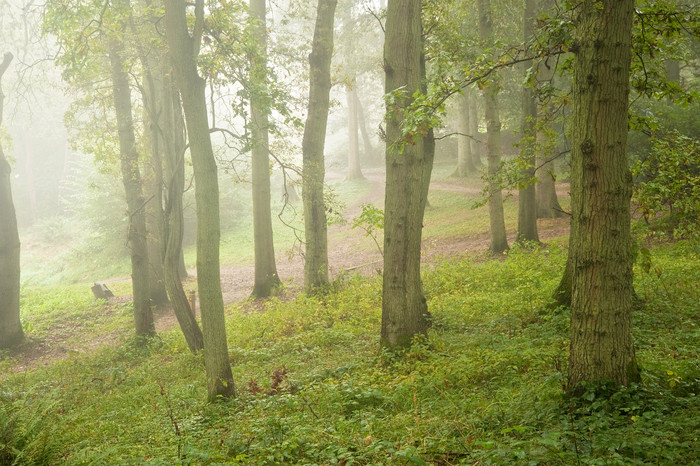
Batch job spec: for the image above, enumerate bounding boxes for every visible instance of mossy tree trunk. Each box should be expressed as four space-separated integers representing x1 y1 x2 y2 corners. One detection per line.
516 0 539 244
381 0 432 348
108 24 154 337
567 0 640 394
165 0 235 400
478 0 508 254
0 52 22 349
250 0 282 297
302 0 337 293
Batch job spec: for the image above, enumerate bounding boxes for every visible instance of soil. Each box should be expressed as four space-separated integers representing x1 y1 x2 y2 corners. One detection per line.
3 168 570 371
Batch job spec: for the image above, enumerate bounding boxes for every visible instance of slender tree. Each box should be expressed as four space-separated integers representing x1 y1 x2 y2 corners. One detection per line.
342 6 364 180
516 0 539 244
249 0 282 297
108 3 154 336
452 91 476 177
0 51 23 349
302 0 337 293
164 0 235 400
478 0 508 253
381 0 433 348
567 0 640 393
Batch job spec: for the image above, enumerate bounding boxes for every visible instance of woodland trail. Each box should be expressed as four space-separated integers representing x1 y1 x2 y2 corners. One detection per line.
7 167 569 371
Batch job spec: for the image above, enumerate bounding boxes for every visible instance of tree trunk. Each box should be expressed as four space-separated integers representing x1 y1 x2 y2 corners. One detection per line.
381 0 431 348
468 91 482 168
567 0 639 394
453 91 476 177
302 0 337 293
250 0 282 297
346 82 364 179
355 91 376 161
108 32 154 337
478 0 508 254
516 0 539 244
162 70 204 353
0 52 22 349
165 0 235 400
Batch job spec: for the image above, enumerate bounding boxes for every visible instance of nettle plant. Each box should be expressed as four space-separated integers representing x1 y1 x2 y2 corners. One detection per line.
632 130 700 238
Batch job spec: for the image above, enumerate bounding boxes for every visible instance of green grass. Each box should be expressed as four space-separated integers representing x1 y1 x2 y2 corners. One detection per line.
1 239 698 465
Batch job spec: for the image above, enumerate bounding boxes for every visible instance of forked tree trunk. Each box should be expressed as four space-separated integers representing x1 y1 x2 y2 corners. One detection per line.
478 0 508 254
516 0 539 244
162 70 204 353
381 0 432 348
250 0 282 297
0 52 22 349
108 31 154 337
302 0 337 293
165 0 235 400
567 0 639 394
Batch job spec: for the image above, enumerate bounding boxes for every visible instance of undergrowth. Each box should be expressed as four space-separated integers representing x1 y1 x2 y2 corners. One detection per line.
1 241 698 464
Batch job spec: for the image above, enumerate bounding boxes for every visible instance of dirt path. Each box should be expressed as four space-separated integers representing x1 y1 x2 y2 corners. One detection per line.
6 170 569 370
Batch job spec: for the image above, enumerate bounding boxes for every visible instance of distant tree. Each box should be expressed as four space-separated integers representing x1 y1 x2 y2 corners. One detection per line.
302 0 337 293
516 0 539 244
477 0 508 254
452 91 477 177
566 0 640 394
340 4 364 180
0 51 23 349
108 0 154 336
249 0 282 298
381 0 433 348
164 0 235 400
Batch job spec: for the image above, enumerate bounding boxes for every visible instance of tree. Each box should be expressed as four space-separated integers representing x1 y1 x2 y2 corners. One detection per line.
478 0 508 254
0 51 23 349
164 0 235 400
567 0 640 393
108 1 154 336
381 0 433 348
341 5 364 180
249 0 282 297
515 0 539 244
302 0 337 293
452 91 477 176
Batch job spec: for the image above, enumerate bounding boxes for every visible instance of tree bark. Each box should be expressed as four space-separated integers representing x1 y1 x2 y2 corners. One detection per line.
567 0 640 394
302 0 337 293
0 52 22 348
250 0 282 297
478 0 508 254
516 0 539 244
165 0 235 400
108 28 155 337
381 0 431 348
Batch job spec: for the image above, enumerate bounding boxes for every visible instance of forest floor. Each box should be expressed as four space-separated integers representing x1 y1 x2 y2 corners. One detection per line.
7 167 570 371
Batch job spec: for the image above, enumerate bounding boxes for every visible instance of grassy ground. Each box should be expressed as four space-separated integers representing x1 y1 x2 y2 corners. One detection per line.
2 173 698 465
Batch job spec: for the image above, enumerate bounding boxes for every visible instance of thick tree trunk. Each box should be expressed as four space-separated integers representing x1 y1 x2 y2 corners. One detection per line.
302 0 337 293
165 0 235 400
0 52 22 349
381 0 431 348
453 91 476 177
567 0 639 394
516 0 539 244
108 35 154 337
478 0 508 254
250 0 282 297
162 71 204 353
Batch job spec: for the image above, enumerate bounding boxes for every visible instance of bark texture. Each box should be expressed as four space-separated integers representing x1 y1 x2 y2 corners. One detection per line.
478 0 508 254
165 0 235 400
567 0 639 393
381 0 432 348
0 52 22 349
516 0 539 244
302 0 337 292
108 32 155 337
250 0 282 297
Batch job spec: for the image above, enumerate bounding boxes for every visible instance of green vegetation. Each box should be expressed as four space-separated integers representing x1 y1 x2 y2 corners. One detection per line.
2 234 698 464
